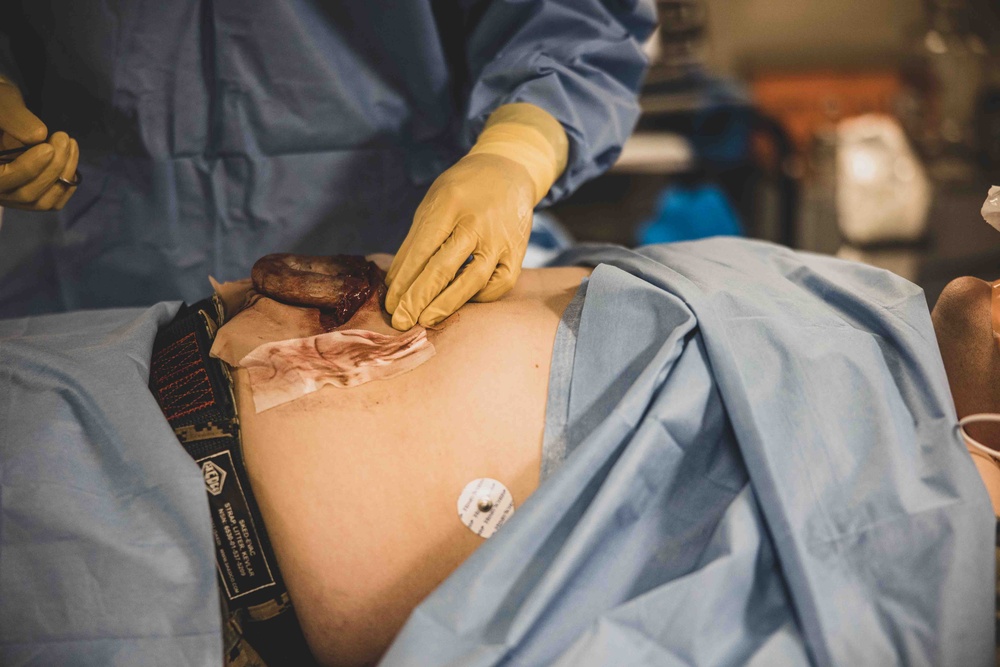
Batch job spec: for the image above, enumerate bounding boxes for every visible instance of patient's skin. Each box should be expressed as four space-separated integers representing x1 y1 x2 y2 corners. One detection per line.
931 276 1000 516
231 256 592 667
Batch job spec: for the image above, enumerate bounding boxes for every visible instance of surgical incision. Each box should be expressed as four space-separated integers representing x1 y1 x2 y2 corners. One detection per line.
251 253 384 328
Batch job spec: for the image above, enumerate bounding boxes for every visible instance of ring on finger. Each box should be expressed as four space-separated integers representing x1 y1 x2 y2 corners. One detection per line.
56 172 82 188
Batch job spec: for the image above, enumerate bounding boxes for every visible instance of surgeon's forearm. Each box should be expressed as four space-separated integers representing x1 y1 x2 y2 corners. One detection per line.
468 103 568 205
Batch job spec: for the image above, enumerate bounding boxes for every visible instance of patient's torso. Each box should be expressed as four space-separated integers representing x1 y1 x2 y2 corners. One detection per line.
233 266 591 666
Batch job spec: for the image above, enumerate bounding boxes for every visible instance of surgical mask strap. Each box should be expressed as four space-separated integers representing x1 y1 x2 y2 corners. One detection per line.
958 413 1000 462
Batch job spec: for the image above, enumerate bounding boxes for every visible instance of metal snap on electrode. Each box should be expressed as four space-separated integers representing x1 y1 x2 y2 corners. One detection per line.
458 478 515 539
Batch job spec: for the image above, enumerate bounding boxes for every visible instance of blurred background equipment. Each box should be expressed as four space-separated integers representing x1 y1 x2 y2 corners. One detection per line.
835 115 931 246
915 0 989 178
547 0 1000 306
551 0 798 250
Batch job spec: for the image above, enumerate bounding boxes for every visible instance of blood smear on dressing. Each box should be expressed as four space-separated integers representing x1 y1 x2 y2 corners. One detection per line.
239 326 435 412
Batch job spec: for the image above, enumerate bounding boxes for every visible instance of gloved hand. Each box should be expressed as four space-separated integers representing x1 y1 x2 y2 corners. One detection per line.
0 77 79 211
385 103 568 330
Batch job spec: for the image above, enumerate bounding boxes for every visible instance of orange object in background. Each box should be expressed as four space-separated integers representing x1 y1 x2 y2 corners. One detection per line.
752 71 904 153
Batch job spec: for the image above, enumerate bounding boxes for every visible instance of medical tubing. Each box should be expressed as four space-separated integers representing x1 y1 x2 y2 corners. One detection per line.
958 413 1000 461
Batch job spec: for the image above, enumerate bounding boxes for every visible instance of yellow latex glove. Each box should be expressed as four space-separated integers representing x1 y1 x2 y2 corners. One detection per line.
385 102 568 330
0 77 79 211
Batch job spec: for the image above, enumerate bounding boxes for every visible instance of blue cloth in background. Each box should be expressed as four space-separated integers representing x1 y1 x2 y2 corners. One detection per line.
0 0 655 316
638 71 753 168
524 212 576 269
0 304 222 666
685 103 753 167
636 184 743 245
384 238 993 666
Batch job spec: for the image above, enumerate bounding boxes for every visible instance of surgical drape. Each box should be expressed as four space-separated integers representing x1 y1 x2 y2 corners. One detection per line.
1 238 993 665
385 239 994 666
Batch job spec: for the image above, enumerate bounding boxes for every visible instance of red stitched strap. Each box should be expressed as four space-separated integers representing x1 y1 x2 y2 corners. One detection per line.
149 302 315 664
151 330 217 424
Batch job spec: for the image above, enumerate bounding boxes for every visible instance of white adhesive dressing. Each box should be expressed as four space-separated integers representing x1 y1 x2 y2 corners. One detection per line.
983 185 1000 232
457 478 515 539
239 327 435 412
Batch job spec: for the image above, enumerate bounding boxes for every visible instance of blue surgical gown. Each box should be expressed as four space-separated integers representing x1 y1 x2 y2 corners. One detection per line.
0 0 655 315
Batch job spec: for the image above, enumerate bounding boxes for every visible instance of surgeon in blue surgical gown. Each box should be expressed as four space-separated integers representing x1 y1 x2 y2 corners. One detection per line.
0 1 655 320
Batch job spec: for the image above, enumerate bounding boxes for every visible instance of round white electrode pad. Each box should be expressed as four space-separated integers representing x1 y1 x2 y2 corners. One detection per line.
457 478 515 539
